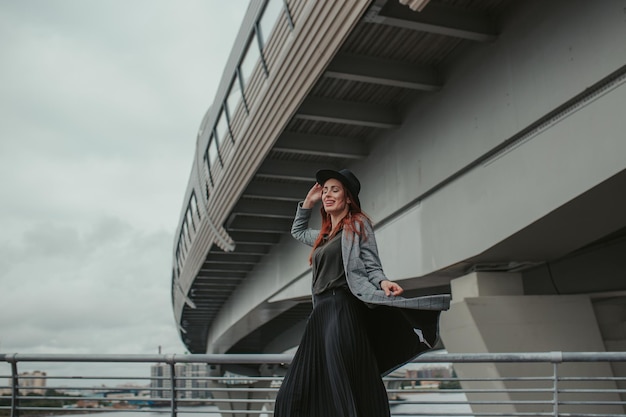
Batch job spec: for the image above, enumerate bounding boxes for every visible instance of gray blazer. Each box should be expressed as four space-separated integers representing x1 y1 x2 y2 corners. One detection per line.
291 203 451 311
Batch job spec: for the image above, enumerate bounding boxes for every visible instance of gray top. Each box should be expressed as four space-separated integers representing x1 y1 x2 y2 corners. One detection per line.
291 202 451 311
312 230 347 294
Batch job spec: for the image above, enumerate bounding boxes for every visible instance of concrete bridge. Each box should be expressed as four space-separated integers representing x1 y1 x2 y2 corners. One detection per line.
170 0 626 414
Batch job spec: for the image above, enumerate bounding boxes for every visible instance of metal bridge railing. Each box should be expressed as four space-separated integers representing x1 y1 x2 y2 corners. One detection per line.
2 351 626 417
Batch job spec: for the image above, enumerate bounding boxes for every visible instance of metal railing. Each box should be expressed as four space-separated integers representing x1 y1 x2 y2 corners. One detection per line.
2 351 626 417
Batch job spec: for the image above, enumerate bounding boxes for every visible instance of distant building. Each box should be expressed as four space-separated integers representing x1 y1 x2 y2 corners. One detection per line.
17 371 47 395
404 366 454 389
407 365 453 380
150 363 213 399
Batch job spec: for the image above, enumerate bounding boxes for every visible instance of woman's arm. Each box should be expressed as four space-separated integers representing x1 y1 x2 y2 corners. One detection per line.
359 218 404 296
291 203 320 247
291 183 323 247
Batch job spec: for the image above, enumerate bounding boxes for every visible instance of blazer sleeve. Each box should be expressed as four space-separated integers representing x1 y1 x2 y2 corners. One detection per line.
291 202 320 247
358 217 388 289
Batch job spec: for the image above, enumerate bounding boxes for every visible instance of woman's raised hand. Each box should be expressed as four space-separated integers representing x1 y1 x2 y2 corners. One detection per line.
303 183 323 209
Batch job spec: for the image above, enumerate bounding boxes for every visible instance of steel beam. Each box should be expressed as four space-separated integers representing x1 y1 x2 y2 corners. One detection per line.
243 180 312 201
227 216 292 233
325 54 442 91
295 97 401 129
273 131 369 159
228 231 283 245
231 199 296 218
368 1 497 42
255 159 333 181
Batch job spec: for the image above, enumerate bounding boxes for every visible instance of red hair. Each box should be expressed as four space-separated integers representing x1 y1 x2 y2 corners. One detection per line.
308 187 370 265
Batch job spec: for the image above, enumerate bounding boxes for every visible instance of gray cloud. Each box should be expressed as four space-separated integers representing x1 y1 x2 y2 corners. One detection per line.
1 217 174 349
0 0 249 382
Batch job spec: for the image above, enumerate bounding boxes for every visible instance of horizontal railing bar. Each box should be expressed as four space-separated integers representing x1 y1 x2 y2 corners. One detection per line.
559 388 626 394
385 376 554 381
197 387 279 392
12 375 152 380
389 388 554 393
1 353 293 363
12 395 210 401
5 351 626 417
193 399 266 403
2 405 621 416
388 401 554 407
559 414 626 417
389 413 552 416
8 387 278 394
178 376 279 381
1 374 554 383
13 396 150 401
559 400 626 405
190 412 270 415
5 351 626 364
11 386 173 392
11 374 561 384
13 398 589 407
395 399 553 405
6 385 281 391
2 407 167 413
560 376 626 381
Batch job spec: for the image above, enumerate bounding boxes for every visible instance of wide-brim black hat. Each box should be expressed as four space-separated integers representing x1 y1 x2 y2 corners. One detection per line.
315 168 361 208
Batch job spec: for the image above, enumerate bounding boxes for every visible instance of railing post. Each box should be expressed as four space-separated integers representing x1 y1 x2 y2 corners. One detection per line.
552 362 559 417
553 362 559 417
550 352 562 417
168 357 177 417
9 356 19 417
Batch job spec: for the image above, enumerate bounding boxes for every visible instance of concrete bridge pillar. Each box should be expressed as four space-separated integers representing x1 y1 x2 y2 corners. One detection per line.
207 365 276 417
439 271 624 414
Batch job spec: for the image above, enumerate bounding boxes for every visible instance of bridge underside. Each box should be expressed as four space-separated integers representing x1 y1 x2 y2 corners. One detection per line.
174 0 626 361
180 0 513 354
227 168 626 355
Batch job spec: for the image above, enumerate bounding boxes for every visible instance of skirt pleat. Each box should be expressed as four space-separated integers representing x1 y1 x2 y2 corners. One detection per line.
274 288 391 417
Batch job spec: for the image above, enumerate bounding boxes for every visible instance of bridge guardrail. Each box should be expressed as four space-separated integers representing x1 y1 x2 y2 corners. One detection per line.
2 351 626 417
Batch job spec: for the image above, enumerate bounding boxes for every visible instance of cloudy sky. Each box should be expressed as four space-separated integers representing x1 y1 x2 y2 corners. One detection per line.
0 0 248 377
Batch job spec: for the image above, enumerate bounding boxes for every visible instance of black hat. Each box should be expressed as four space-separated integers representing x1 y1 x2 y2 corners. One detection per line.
315 168 361 208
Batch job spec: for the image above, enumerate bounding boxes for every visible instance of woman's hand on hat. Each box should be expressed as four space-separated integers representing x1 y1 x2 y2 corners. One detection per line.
303 183 323 209
381 280 404 297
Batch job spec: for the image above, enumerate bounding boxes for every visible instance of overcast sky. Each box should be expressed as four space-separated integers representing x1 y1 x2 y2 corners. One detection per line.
0 0 249 379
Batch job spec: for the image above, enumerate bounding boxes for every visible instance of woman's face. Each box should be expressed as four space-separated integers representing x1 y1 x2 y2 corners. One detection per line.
321 178 350 216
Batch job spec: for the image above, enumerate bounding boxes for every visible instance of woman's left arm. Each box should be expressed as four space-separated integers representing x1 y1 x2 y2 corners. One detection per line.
359 219 404 296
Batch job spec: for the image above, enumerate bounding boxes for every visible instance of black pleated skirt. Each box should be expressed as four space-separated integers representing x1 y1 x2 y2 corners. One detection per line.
274 287 440 417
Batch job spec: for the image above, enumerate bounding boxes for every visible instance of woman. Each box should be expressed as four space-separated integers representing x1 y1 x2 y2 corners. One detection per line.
273 168 451 417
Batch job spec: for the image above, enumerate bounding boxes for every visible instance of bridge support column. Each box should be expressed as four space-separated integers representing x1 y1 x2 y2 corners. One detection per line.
439 272 624 414
207 366 275 417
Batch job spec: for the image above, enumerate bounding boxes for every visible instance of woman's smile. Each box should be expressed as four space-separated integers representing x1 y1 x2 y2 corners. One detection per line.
321 178 348 215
